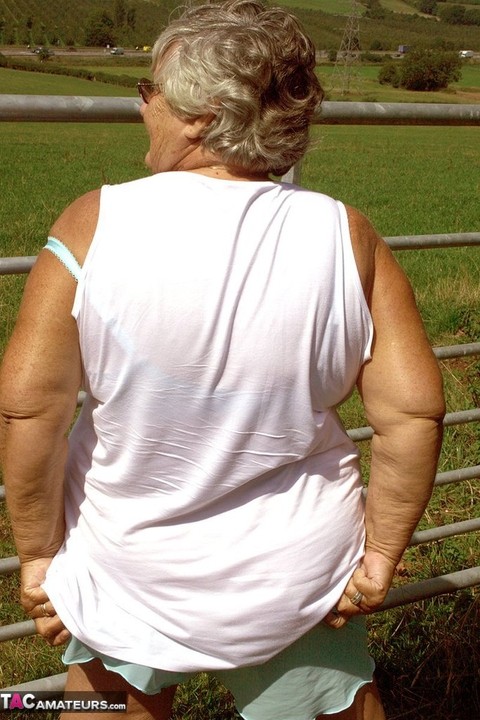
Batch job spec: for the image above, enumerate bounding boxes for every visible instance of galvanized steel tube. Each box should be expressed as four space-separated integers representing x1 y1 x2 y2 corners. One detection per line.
1 96 480 126
434 465 480 487
0 556 20 575
379 566 480 610
317 101 480 126
0 256 36 274
2 672 67 693
385 232 480 250
410 518 480 546
0 620 36 642
434 342 480 359
0 94 142 123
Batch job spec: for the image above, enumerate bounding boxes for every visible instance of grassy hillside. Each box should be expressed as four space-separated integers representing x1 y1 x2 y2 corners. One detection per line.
276 0 427 13
0 0 178 48
283 3 480 52
1 0 480 50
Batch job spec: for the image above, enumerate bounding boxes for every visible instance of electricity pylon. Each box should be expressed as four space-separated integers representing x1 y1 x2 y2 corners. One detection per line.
330 0 362 96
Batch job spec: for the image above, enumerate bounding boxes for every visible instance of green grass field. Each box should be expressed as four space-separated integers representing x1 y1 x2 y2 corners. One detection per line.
0 66 138 96
1 68 479 719
3 55 480 104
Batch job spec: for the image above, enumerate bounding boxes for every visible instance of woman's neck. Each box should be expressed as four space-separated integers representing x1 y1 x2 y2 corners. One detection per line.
188 165 270 182
175 151 270 182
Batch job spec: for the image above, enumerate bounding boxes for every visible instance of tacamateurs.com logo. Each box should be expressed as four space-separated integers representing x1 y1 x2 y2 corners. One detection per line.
0 691 127 713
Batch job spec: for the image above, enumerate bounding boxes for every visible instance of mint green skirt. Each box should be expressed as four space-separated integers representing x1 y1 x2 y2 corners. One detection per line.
63 617 374 720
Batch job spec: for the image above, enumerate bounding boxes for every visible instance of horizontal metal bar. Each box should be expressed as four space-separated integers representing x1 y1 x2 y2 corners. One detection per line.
410 518 480 546
0 256 36 274
348 408 480 442
434 343 480 360
2 672 67 694
434 464 480 487
1 96 479 126
317 101 480 126
0 556 20 575
0 95 142 123
378 566 480 610
445 408 480 426
0 619 36 642
385 232 480 250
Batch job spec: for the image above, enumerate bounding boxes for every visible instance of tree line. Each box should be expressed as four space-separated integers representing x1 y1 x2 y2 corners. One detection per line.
1 0 480 50
0 0 178 48
418 0 480 25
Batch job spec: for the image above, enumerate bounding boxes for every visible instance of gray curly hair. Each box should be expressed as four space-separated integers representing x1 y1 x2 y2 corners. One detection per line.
151 0 323 176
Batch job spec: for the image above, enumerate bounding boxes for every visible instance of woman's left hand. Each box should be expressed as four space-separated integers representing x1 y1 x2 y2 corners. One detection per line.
323 549 396 629
21 558 71 646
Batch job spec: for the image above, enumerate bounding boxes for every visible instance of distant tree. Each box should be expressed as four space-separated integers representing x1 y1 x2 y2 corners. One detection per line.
127 8 136 31
432 37 454 51
365 0 386 19
84 11 116 47
361 51 383 63
418 0 437 14
10 23 19 45
396 49 461 90
50 30 61 47
378 61 401 87
438 4 466 24
115 0 127 28
464 9 480 26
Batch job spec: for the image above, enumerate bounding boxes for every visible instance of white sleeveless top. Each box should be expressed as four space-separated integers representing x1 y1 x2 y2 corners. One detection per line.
44 172 373 671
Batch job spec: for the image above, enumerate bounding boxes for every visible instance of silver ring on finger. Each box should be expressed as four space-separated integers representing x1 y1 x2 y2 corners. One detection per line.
349 590 363 606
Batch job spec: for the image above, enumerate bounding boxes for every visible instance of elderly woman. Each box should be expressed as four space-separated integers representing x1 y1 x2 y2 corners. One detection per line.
0 1 444 719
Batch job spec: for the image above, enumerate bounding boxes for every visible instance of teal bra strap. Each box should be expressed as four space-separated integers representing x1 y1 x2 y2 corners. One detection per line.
44 236 82 282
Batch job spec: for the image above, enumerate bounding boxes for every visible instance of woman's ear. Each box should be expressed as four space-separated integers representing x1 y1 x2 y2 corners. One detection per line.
184 113 215 140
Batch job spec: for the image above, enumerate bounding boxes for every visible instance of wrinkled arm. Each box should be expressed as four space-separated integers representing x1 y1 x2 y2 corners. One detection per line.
0 191 98 644
0 250 81 644
0 252 81 561
355 237 445 606
325 210 445 626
